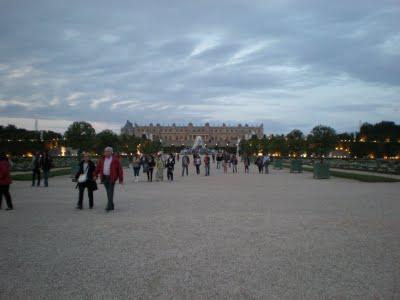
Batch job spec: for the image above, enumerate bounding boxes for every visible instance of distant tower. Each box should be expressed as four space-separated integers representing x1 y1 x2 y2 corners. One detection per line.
34 119 39 132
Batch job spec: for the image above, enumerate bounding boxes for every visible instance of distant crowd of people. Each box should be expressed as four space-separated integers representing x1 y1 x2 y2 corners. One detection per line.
0 148 272 213
128 150 271 181
30 151 54 187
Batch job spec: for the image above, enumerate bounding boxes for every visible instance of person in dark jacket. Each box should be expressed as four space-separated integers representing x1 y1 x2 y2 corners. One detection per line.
255 155 264 174
0 152 13 210
181 154 190 176
231 154 238 173
243 155 250 174
75 152 97 209
41 151 53 187
147 155 155 182
31 152 41 187
166 153 175 181
204 153 210 176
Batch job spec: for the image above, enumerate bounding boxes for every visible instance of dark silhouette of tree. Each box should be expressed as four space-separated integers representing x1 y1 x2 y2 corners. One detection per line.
286 129 306 157
64 121 96 152
308 125 337 161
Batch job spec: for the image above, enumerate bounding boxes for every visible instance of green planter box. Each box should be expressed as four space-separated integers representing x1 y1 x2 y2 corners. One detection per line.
290 159 303 173
273 159 283 169
313 161 330 179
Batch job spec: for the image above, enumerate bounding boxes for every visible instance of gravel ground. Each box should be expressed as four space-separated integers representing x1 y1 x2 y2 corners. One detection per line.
1 162 399 299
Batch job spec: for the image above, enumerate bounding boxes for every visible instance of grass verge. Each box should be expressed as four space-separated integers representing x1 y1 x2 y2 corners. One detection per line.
12 168 71 181
282 164 399 182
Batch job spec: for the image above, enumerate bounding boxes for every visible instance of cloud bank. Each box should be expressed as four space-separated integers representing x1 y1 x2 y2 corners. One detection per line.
0 0 399 133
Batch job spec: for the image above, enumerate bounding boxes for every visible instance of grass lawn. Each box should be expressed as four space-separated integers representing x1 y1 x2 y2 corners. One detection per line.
282 164 400 182
12 168 72 181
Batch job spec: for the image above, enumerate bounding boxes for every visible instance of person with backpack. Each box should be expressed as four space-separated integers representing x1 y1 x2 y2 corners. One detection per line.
75 152 97 209
204 153 210 176
181 154 190 176
194 154 201 175
41 151 53 187
31 152 42 187
166 153 175 181
0 152 13 210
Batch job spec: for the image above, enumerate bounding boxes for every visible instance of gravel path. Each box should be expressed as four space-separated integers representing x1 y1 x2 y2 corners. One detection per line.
1 162 399 299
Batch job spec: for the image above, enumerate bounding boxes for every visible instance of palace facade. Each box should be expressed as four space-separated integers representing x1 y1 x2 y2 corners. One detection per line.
121 121 264 146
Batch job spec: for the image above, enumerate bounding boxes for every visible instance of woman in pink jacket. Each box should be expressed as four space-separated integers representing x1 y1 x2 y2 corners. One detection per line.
0 152 13 210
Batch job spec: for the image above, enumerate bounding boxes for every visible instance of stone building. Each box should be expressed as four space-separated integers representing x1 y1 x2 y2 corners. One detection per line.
121 121 264 147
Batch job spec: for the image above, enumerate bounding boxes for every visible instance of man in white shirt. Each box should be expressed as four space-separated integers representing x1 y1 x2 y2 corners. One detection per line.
103 153 113 176
95 147 124 212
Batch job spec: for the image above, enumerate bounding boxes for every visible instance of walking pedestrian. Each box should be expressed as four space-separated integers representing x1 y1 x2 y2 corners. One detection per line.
231 154 238 173
31 152 41 187
243 155 250 174
216 152 222 169
212 153 215 163
75 152 97 209
263 154 270 174
194 154 201 175
204 153 210 176
41 151 53 187
147 154 155 182
95 147 123 212
166 153 175 181
155 153 164 182
132 154 141 182
0 152 13 210
255 155 264 174
181 153 190 176
222 158 228 174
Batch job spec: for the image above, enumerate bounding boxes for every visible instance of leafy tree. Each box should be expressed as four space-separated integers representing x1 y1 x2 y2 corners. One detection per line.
119 134 143 155
360 121 400 142
259 135 269 154
240 136 257 155
269 134 288 157
95 130 120 153
286 129 306 157
139 139 162 154
64 121 96 152
308 125 337 161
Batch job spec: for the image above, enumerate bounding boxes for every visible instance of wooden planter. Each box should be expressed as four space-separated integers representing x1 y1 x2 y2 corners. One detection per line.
273 159 283 169
290 159 303 173
313 161 330 179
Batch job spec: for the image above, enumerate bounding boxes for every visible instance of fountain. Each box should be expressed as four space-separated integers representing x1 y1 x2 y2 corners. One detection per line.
192 136 205 150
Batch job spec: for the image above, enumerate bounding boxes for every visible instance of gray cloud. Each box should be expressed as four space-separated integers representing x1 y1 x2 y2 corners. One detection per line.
0 0 399 134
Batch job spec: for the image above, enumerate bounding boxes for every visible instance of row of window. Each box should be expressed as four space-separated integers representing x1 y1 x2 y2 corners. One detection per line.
156 135 247 141
137 128 260 134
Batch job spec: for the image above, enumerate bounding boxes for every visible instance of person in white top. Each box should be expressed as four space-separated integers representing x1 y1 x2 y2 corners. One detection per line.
95 147 124 212
103 154 113 176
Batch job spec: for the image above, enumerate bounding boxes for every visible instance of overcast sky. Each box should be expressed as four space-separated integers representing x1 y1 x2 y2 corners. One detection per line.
0 0 399 134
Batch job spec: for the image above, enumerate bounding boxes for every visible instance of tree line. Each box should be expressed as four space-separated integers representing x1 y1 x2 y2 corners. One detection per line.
0 121 399 158
240 121 400 159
